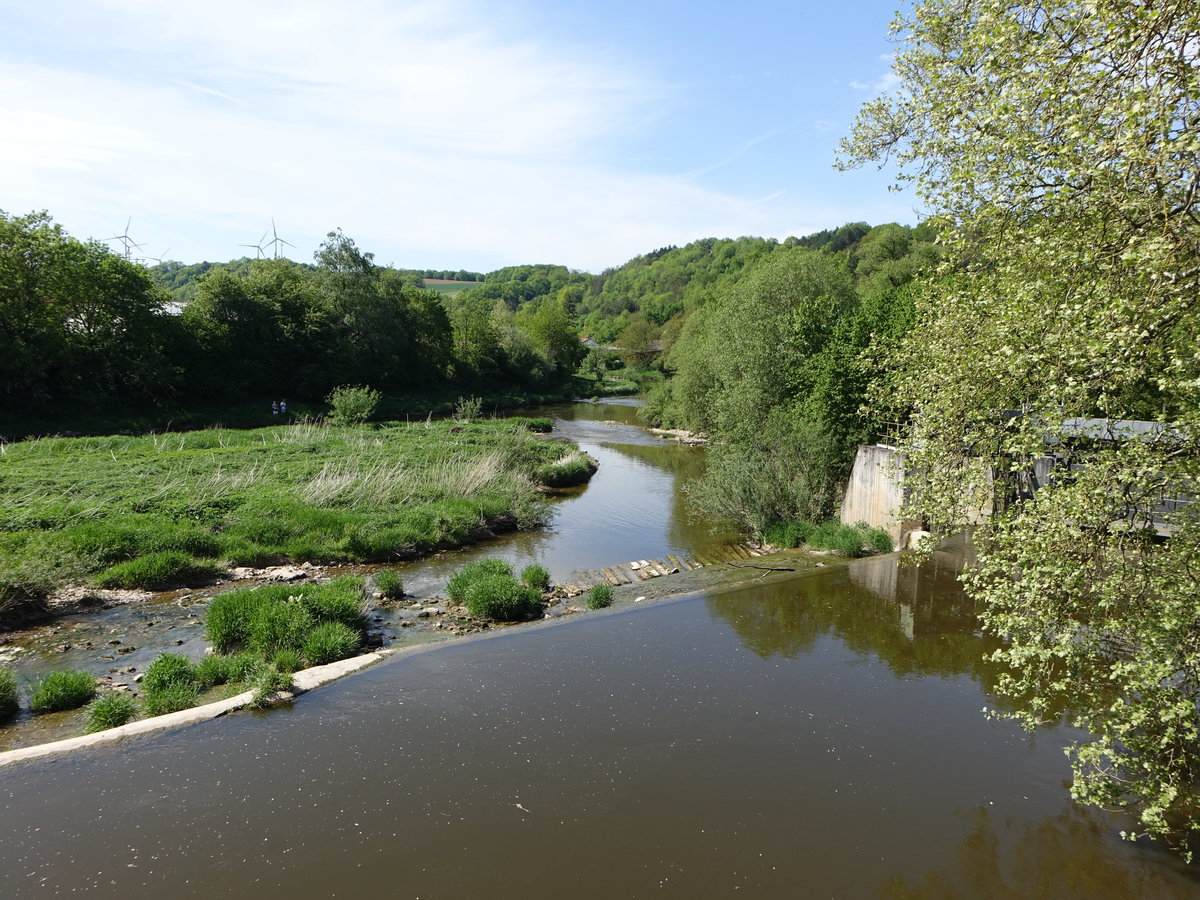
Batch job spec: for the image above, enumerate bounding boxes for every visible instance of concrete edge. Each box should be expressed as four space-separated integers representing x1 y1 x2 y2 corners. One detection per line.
0 651 389 769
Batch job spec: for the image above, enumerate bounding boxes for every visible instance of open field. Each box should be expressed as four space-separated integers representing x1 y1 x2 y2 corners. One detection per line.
422 279 481 297
0 418 592 614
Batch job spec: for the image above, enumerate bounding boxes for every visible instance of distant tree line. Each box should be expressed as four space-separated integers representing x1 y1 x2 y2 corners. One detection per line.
0 213 584 419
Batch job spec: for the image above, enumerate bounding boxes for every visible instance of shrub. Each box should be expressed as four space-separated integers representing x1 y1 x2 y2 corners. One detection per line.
94 552 221 590
520 563 551 593
326 384 381 425
0 667 18 719
142 681 201 717
585 583 614 610
303 621 361 666
84 692 138 733
446 558 514 604
29 670 97 714
454 395 483 423
463 574 542 621
374 569 405 600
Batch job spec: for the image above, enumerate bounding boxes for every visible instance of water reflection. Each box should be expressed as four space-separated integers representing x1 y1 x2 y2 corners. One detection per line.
1 557 1197 897
706 551 1000 682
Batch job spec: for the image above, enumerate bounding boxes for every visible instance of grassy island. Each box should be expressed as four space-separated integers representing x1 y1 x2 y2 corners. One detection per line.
0 417 593 617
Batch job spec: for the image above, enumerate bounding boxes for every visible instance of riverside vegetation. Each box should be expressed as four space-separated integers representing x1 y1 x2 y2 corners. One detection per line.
0 416 594 619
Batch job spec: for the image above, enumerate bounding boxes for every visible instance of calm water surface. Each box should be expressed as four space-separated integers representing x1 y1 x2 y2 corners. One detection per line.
2 550 1197 897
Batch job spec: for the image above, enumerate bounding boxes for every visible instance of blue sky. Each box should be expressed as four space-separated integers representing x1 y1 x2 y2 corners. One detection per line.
0 0 915 273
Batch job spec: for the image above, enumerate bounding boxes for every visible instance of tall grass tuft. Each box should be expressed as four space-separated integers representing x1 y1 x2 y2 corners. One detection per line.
463 574 543 621
447 559 514 604
84 692 138 733
0 667 18 719
374 569 404 600
303 621 361 666
586 583 614 610
29 670 97 713
520 563 551 593
140 652 201 716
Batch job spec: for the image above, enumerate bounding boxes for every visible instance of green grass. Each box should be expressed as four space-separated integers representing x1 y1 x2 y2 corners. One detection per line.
804 520 894 557
0 419 586 597
585 583 613 610
446 559 514 604
84 692 138 733
303 621 361 665
520 563 551 592
28 670 97 713
205 578 367 661
374 569 404 600
463 574 543 621
534 450 596 487
0 667 18 719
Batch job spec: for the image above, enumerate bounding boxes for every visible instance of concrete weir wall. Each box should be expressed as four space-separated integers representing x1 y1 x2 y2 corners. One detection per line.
840 445 908 548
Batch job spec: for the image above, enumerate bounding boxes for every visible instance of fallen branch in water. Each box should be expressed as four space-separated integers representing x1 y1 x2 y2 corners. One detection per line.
723 561 796 572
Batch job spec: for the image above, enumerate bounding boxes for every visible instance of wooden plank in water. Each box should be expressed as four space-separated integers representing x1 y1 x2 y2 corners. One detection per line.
614 567 634 584
681 556 701 569
731 545 752 559
601 567 620 586
666 554 685 572
650 559 671 576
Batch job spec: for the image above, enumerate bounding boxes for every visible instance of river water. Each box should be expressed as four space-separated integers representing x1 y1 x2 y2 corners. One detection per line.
1 402 1198 896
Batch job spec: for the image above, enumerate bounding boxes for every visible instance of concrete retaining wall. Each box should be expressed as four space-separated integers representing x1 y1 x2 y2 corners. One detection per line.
840 445 909 548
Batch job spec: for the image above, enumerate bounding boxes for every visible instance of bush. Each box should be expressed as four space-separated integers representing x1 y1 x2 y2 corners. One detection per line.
586 583 614 610
94 552 221 590
464 574 542 621
0 667 18 719
520 564 551 593
326 384 381 425
454 395 483 422
84 692 138 733
517 417 553 433
29 670 97 714
374 569 405 600
447 558 514 604
303 621 361 665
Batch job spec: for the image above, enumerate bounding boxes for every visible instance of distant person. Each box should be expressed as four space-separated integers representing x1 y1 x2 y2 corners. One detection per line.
280 399 287 414
272 401 279 415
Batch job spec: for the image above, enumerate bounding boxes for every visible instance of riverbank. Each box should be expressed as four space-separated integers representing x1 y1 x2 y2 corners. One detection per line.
0 417 594 622
0 544 854 767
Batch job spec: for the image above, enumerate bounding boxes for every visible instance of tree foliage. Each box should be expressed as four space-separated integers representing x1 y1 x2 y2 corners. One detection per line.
841 0 1200 853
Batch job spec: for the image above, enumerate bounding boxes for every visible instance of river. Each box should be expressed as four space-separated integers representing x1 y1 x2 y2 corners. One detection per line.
0 401 1197 896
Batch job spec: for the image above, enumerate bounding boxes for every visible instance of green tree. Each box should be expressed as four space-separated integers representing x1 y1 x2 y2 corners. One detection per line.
841 0 1200 853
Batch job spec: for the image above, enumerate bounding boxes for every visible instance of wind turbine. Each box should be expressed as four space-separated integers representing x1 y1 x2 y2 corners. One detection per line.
239 231 269 259
265 219 294 259
105 217 144 260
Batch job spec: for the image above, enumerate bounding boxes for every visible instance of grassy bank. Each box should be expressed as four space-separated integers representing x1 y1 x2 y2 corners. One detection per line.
0 418 592 617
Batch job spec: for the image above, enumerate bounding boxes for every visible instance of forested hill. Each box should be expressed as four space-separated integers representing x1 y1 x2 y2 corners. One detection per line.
148 260 485 303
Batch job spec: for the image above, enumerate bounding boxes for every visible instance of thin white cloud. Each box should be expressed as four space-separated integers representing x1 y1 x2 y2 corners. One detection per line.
0 0 912 271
